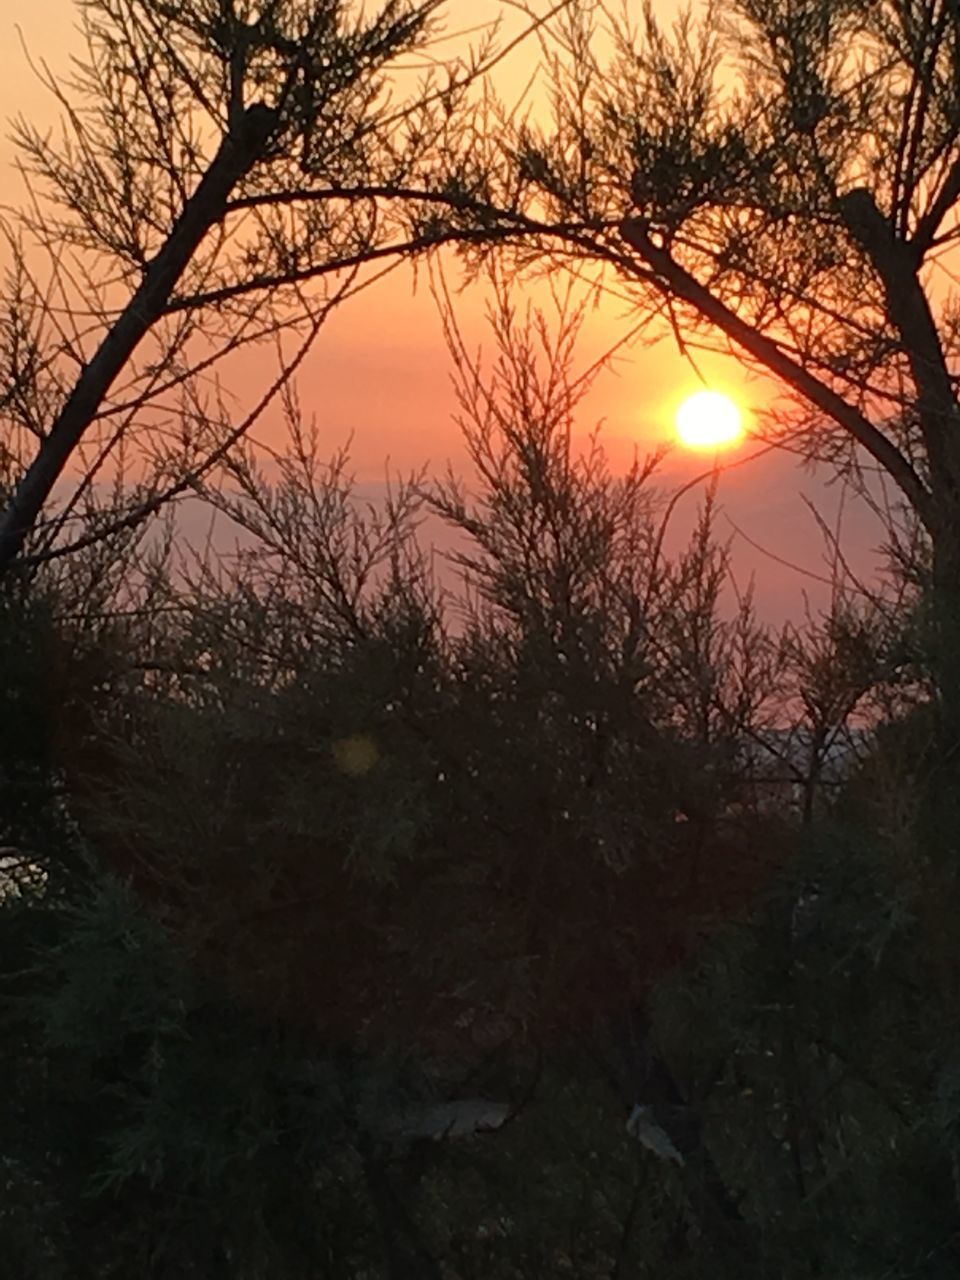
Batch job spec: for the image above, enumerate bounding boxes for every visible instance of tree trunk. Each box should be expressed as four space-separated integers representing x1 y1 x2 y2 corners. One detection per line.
931 528 960 754
0 104 277 576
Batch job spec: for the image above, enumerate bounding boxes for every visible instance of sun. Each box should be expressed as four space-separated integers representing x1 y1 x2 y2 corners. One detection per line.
676 390 744 451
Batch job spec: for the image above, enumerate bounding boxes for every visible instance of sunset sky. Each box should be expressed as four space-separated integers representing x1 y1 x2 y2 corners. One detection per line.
0 0 892 622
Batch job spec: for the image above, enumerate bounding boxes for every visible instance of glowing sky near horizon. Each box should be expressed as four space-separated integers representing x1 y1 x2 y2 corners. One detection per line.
0 0 891 622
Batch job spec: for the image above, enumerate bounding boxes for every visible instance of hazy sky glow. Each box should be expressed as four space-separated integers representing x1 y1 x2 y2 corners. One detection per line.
0 0 892 621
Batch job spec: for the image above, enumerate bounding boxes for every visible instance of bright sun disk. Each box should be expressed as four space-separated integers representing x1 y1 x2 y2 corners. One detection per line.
676 390 744 451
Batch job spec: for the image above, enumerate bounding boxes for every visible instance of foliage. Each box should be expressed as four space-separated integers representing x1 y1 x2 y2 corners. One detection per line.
8 3 960 1261
0 292 798 1276
408 0 960 743
0 0 548 572
55 295 782 1053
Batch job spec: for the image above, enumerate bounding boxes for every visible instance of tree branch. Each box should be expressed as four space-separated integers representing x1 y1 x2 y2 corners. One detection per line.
0 104 278 575
912 149 960 257
618 216 936 534
840 187 960 509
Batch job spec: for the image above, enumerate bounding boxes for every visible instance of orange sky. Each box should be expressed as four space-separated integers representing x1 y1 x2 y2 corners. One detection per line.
0 0 892 622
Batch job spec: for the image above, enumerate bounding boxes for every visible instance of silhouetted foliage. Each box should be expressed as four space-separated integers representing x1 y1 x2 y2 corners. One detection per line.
7 3 960 1272
0 0 550 574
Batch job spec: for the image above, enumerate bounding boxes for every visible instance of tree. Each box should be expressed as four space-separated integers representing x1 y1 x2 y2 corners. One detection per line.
23 285 787 1269
61 286 775 1038
0 0 556 575
4 274 949 1278
439 0 960 738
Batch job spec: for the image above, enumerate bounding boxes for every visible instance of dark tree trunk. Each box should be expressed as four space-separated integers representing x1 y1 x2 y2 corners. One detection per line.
0 104 277 576
930 519 960 755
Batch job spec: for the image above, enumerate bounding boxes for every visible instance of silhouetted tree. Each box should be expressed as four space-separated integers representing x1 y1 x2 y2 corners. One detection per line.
0 0 556 574
435 0 960 742
2 281 949 1279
